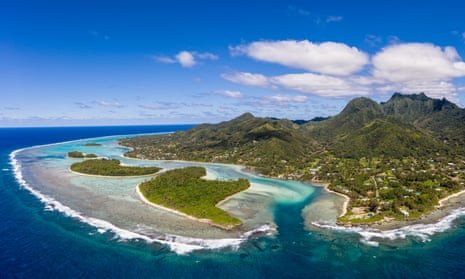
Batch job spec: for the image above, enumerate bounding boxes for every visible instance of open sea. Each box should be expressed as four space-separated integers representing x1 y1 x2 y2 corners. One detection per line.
1 125 465 278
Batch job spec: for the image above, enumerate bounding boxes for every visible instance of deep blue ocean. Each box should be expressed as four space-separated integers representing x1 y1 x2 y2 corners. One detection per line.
2 125 465 278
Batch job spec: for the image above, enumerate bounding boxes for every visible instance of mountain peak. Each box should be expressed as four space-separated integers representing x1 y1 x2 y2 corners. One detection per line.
235 112 255 120
390 92 429 102
384 92 458 113
340 97 383 116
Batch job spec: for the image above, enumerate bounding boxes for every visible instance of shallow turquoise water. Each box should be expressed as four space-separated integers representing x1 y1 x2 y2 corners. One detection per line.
2 126 465 278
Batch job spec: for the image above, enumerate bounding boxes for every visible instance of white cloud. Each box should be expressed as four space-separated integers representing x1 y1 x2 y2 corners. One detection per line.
265 95 308 104
221 72 269 87
326 16 343 23
216 90 243 98
225 41 465 102
377 80 459 101
231 40 368 76
222 71 370 97
154 51 217 68
270 73 370 97
371 43 465 101
176 51 196 68
372 43 465 82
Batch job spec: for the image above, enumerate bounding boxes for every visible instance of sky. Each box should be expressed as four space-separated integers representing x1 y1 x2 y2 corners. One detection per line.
1 0 465 127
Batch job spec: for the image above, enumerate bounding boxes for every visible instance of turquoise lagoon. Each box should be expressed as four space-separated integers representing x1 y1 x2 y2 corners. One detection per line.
5 128 465 278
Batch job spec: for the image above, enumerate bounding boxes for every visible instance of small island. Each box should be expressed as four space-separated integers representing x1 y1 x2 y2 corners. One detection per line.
83 143 102 147
70 158 160 176
138 167 250 229
68 151 98 158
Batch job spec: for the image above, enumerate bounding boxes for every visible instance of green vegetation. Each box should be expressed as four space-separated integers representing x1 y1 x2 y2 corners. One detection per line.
70 158 160 176
83 143 102 146
139 167 250 228
121 93 465 225
68 151 98 158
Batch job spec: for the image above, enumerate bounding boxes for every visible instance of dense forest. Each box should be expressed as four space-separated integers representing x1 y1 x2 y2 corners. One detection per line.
139 167 250 228
70 158 160 176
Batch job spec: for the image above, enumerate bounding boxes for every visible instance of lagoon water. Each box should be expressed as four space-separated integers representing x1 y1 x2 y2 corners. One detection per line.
2 125 465 278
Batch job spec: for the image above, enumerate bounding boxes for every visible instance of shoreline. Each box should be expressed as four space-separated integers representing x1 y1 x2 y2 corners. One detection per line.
310 180 350 218
9 148 260 255
68 167 161 179
119 141 465 232
120 153 248 172
12 134 465 248
135 184 241 231
123 149 465 231
121 147 351 218
438 189 465 208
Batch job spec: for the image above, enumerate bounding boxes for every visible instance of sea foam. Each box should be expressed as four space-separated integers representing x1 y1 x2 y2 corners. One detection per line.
10 148 274 255
312 207 465 246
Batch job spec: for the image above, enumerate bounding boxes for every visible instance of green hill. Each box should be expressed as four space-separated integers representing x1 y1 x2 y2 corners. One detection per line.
330 118 443 159
139 167 249 228
121 93 465 224
122 113 318 176
382 93 465 147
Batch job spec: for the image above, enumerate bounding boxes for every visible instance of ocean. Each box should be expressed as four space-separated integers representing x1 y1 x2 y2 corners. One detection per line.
1 125 465 278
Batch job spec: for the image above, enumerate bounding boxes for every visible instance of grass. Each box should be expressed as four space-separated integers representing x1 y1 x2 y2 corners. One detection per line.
139 166 250 228
70 158 160 176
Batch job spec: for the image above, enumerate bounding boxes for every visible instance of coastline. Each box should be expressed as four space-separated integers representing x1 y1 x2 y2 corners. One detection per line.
310 180 350 218
121 147 350 218
12 134 465 252
68 167 161 179
438 189 465 208
9 134 278 255
135 183 241 231
120 141 465 232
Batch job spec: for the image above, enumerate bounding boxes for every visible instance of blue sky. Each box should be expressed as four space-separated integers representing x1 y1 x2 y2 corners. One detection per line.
1 0 465 126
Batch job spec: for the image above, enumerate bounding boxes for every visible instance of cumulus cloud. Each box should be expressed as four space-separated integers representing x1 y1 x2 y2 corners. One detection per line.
155 51 218 68
371 43 465 100
225 41 465 101
221 72 269 87
231 40 369 76
175 51 196 67
376 80 459 100
372 43 465 82
270 73 370 97
222 71 370 97
216 90 243 98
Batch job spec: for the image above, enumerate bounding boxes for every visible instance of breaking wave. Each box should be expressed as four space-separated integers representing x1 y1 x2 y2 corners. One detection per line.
312 208 465 246
10 147 274 255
